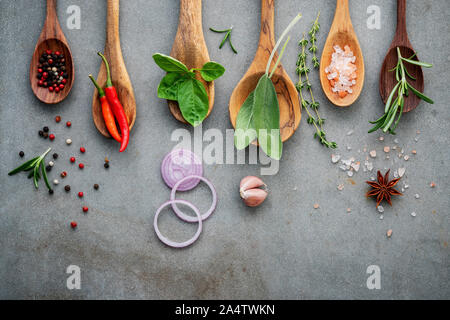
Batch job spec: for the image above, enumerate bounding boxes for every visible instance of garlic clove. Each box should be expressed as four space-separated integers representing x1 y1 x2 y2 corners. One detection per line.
240 176 266 193
241 188 268 207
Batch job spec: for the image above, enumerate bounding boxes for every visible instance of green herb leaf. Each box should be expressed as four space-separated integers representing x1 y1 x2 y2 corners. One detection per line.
234 91 257 150
400 57 432 68
40 161 51 190
153 53 189 73
157 72 187 101
8 156 39 175
407 83 434 104
177 78 209 127
252 74 282 160
200 62 225 82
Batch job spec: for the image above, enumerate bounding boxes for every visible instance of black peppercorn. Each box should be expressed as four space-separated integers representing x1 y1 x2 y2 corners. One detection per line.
39 57 45 63
39 130 44 137
37 73 42 79
43 126 49 132
43 132 49 139
104 163 109 169
52 153 58 160
64 185 71 192
19 151 24 157
49 189 54 195
46 165 52 172
93 184 99 190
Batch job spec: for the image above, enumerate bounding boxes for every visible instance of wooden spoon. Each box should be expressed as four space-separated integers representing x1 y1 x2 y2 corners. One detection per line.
169 0 213 124
30 0 74 104
229 0 301 142
379 0 423 113
92 0 136 137
319 0 364 107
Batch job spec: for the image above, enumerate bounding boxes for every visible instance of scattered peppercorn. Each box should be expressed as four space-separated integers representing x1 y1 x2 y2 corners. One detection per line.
48 161 54 167
70 221 77 229
49 133 55 141
53 153 58 159
61 171 67 178
104 162 109 169
55 116 61 123
70 157 76 163
45 165 52 172
43 132 49 139
80 147 85 153
104 157 109 163
93 184 99 190
78 163 84 169
43 126 49 132
78 192 83 198
66 138 72 145
66 121 71 127
64 185 71 192
38 130 44 137
82 206 88 213
49 189 54 195
19 151 24 157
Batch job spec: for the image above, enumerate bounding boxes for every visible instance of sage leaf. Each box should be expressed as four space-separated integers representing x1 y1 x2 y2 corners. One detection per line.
153 53 189 73
252 74 282 160
200 62 225 82
157 72 187 101
177 78 209 127
234 91 257 150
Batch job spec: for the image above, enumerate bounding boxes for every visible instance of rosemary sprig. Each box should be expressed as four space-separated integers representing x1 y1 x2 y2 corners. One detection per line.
308 11 320 69
210 26 238 54
8 147 52 191
369 47 433 134
296 33 337 149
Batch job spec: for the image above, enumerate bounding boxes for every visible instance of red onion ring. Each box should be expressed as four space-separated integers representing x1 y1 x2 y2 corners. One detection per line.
170 175 217 223
161 149 203 191
153 199 202 248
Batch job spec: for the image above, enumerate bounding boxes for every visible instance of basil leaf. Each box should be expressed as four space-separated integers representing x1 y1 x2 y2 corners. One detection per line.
157 72 187 101
177 78 209 127
8 156 39 175
252 74 282 160
153 53 189 73
200 62 225 82
234 91 257 150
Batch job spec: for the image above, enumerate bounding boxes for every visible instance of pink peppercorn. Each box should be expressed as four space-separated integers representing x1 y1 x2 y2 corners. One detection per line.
78 163 84 169
82 206 88 213
66 121 71 127
70 221 77 228
80 147 85 153
49 134 55 140
78 192 83 198
70 157 76 163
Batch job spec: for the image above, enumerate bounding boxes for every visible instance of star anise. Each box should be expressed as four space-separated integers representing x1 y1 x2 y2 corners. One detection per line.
366 170 403 207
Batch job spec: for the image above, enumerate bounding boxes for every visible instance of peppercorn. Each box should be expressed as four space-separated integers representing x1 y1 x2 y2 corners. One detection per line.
19 151 24 157
45 165 52 172
53 153 58 159
70 157 76 163
43 126 49 132
93 184 99 190
82 206 88 213
66 121 71 127
38 130 44 137
49 189 54 195
78 192 83 198
80 147 85 153
37 73 42 79
104 163 109 169
43 132 49 138
64 185 71 192
61 171 67 178
48 86 54 92
49 134 55 140
78 163 84 169
70 221 77 228
55 87 60 93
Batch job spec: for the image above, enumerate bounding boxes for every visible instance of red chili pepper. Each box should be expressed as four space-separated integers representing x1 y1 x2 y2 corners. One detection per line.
98 52 129 152
88 74 122 143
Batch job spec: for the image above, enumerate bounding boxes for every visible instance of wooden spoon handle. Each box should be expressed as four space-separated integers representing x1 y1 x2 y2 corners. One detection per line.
106 0 121 54
393 0 409 45
43 0 63 39
333 0 353 33
178 0 202 32
258 0 275 51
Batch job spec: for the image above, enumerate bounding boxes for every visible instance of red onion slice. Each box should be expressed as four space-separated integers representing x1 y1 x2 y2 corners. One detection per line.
170 175 217 223
161 149 203 191
153 199 202 248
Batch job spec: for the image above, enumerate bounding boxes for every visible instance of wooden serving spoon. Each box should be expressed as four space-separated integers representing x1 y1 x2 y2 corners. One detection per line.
30 0 74 104
92 0 136 137
379 0 423 113
169 0 213 124
229 0 301 142
319 0 364 107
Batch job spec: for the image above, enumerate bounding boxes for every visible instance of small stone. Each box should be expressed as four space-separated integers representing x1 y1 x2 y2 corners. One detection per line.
404 155 410 161
337 184 344 191
347 208 351 213
369 150 377 158
414 194 420 199
387 229 393 238
53 179 59 185
379 136 384 141
313 203 320 209
430 182 436 188
411 212 417 217
331 154 341 163
347 130 354 136
377 206 384 213
398 167 406 178
347 170 354 177
383 146 390 153
412 150 417 154
66 138 72 145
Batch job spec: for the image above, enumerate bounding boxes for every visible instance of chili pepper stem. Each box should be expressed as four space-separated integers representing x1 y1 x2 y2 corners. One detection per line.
88 74 105 97
97 52 113 87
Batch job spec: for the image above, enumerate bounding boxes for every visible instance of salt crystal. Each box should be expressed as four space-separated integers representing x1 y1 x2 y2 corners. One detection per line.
393 170 399 178
339 165 348 171
412 150 417 154
430 182 436 188
392 146 397 150
416 130 420 134
363 148 367 152
347 130 354 136
404 184 409 189
379 136 384 141
380 215 384 220
386 156 390 160
383 146 390 153
351 162 360 172
378 206 384 213
347 171 354 177
404 155 409 161
414 194 420 199
398 167 406 177
313 203 320 209
342 159 352 166
401 188 405 192
387 229 393 238
347 208 352 213
337 184 344 191
293 187 297 191
411 212 417 217
414 137 419 142
394 138 399 144
370 177 375 181
347 146 352 151
331 154 341 163
369 150 377 158
366 162 373 171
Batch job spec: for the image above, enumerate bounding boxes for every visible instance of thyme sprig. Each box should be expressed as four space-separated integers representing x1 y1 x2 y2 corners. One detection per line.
296 32 337 149
8 147 52 191
209 26 238 54
369 47 433 134
308 12 321 69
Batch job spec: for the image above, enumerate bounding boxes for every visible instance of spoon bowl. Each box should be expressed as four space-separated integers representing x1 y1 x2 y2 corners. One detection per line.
30 0 74 104
229 0 301 142
320 0 364 107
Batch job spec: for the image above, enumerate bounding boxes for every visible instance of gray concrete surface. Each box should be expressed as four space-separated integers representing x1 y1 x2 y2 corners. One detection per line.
0 0 449 299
